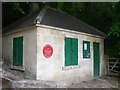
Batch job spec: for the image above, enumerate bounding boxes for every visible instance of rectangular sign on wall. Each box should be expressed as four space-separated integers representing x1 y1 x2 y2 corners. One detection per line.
83 41 90 58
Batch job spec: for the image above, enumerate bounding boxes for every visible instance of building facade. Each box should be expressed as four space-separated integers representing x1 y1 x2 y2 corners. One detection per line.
2 6 107 85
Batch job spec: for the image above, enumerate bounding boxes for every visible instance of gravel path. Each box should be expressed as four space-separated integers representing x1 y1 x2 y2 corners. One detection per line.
70 76 119 88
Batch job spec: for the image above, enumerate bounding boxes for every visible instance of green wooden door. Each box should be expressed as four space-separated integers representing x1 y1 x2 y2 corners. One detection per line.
65 37 78 66
65 38 72 66
13 36 23 66
93 42 100 77
71 38 78 65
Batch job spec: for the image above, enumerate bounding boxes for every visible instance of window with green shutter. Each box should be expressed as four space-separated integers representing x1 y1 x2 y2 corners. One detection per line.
83 41 90 58
65 37 78 66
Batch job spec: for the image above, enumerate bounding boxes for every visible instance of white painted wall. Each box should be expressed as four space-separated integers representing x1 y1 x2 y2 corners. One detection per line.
2 24 105 84
37 26 105 85
2 26 37 78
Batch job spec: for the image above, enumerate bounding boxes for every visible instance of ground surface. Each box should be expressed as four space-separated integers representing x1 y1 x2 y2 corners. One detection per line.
1 60 119 88
70 76 119 88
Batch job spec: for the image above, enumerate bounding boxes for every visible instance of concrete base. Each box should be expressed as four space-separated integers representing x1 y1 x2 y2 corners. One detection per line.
2 78 67 88
62 75 93 86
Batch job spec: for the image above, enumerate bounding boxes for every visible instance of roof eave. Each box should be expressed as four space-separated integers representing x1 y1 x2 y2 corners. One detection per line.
2 24 36 36
36 24 106 39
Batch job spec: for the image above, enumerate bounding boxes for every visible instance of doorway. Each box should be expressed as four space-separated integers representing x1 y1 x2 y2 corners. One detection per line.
93 42 100 77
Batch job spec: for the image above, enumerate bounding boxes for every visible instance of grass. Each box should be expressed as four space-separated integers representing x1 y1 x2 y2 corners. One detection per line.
108 82 118 88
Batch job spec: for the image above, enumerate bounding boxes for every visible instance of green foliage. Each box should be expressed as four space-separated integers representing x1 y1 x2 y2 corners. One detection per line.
108 22 120 55
108 2 120 37
109 22 120 37
57 2 64 10
12 3 25 14
3 2 25 14
2 2 29 27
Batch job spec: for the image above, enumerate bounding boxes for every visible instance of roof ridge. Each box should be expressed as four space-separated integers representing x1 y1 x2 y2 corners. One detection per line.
35 5 48 24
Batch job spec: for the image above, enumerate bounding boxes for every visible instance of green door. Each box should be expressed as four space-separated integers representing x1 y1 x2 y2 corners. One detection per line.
13 36 23 66
71 38 78 65
65 37 78 66
65 38 72 66
93 42 100 77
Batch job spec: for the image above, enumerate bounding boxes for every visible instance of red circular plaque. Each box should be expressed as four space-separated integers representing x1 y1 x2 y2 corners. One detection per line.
43 44 53 58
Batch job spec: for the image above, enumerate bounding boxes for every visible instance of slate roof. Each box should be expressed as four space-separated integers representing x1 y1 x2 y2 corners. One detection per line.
3 6 107 37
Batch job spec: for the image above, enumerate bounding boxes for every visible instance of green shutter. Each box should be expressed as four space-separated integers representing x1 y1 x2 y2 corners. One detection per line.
83 41 90 58
71 38 78 65
65 38 72 66
17 37 23 66
65 37 78 66
13 36 23 66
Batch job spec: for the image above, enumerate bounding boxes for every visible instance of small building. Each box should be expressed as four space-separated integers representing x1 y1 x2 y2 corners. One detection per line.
2 6 107 85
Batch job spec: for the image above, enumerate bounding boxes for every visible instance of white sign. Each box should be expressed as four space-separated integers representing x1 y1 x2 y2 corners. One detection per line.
84 43 87 50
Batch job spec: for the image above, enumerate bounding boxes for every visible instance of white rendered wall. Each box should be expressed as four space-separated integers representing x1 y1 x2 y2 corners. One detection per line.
2 26 37 78
37 25 105 85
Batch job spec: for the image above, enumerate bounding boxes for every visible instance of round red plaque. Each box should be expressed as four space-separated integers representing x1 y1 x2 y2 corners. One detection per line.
43 44 53 58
